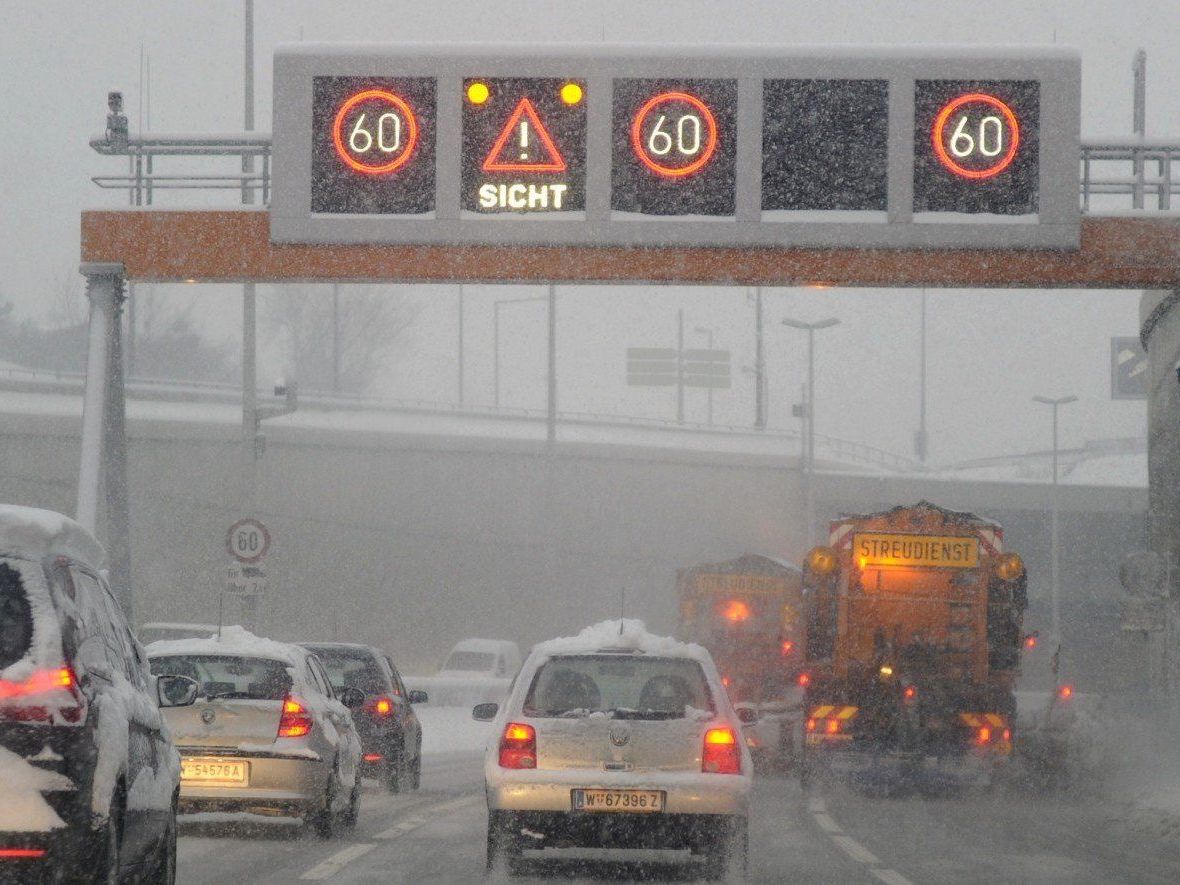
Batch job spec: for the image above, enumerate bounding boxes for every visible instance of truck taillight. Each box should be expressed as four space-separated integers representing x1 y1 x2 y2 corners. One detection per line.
702 727 742 774
780 641 794 656
976 726 992 744
798 672 811 687
277 697 313 738
903 686 917 701
499 722 537 769
0 666 84 725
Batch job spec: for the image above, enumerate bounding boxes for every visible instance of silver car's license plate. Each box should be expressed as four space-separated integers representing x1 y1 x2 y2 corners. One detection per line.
181 758 249 785
572 789 664 813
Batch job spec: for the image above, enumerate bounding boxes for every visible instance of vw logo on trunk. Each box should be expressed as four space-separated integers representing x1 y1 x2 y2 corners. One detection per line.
200 708 216 725
608 724 630 747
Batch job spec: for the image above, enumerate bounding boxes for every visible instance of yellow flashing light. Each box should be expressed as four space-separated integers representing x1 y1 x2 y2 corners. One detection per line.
995 552 1025 582
805 546 839 577
560 82 583 105
467 82 490 105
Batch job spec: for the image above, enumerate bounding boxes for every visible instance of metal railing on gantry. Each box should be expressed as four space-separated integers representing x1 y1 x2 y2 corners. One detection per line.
90 130 1180 214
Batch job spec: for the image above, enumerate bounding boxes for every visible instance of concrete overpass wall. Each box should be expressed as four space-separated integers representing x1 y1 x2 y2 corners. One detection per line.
0 403 1148 685
0 410 807 671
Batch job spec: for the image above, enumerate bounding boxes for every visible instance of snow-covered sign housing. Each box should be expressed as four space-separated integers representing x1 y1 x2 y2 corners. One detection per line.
272 44 1080 250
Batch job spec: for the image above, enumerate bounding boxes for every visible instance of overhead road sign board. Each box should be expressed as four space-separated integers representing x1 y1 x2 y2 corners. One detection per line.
272 44 1080 250
1111 335 1148 400
626 346 731 389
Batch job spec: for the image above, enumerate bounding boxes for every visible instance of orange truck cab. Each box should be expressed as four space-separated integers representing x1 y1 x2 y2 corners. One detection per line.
799 502 1028 787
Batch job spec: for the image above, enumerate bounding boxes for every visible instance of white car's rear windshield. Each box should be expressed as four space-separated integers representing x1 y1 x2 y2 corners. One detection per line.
524 655 714 720
149 655 292 701
445 651 496 671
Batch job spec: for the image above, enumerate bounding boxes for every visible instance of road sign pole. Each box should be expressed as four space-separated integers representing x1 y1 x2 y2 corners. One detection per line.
547 283 557 449
677 309 685 425
755 288 766 429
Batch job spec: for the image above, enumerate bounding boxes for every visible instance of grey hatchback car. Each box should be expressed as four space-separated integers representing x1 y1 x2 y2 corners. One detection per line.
148 628 363 838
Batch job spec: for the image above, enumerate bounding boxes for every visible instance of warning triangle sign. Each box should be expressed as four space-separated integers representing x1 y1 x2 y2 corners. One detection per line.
481 97 567 173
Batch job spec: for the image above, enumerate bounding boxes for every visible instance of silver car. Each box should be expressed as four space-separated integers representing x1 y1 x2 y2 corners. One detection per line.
477 621 752 879
148 627 363 838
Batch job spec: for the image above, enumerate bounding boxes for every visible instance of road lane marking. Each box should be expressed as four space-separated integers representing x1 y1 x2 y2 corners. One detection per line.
872 869 919 885
807 792 917 885
813 812 842 834
300 843 377 881
831 834 881 866
298 794 479 881
374 794 480 840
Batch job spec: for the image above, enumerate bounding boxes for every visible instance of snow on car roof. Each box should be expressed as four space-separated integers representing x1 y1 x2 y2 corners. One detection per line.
0 504 106 568
145 625 304 667
532 619 709 663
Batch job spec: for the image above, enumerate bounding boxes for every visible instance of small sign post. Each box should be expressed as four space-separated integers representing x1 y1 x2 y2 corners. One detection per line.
223 520 271 629
1111 336 1148 400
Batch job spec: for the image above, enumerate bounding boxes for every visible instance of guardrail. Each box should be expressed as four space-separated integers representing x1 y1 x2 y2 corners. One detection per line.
0 364 921 471
90 131 1180 214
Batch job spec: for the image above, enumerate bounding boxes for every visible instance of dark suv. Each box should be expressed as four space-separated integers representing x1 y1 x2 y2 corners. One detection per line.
0 506 196 884
299 643 425 792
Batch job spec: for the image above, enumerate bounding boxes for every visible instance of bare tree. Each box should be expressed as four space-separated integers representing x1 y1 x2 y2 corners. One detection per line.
264 285 416 394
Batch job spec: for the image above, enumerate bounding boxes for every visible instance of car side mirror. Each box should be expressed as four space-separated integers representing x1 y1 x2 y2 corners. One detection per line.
736 706 759 725
472 702 499 721
157 675 199 708
408 689 428 705
338 687 365 709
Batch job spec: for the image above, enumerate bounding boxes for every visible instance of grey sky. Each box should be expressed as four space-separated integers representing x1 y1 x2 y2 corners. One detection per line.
0 0 1172 463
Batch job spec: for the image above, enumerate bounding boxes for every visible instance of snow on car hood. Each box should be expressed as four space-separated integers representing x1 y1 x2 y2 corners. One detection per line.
0 746 72 832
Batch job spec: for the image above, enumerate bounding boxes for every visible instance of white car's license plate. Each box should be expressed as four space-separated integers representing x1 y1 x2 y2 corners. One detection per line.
572 789 664 813
181 758 249 785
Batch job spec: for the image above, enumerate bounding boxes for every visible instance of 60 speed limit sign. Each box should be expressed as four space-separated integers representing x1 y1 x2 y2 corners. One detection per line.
227 518 271 564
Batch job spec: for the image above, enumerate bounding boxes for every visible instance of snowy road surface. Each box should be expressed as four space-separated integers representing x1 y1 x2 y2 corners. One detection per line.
173 725 1180 884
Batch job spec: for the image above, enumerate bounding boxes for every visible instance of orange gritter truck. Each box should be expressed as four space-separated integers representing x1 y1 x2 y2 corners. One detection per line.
799 502 1028 787
676 554 806 768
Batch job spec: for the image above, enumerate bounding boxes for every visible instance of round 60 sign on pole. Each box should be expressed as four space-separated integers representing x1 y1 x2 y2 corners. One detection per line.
227 518 270 564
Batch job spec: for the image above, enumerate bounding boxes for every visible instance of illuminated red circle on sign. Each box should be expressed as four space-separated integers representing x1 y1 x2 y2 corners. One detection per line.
630 91 719 178
331 89 419 176
932 92 1020 180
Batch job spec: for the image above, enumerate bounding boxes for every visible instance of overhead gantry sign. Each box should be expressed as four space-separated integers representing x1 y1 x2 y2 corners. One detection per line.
270 45 1082 250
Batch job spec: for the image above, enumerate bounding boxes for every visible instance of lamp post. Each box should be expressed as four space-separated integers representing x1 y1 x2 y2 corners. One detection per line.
693 325 715 426
493 295 548 409
782 317 840 542
1033 394 1078 643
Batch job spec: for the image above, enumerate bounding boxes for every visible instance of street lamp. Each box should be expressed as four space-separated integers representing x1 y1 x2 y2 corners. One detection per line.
693 325 715 426
782 316 840 542
492 295 547 408
1033 393 1078 644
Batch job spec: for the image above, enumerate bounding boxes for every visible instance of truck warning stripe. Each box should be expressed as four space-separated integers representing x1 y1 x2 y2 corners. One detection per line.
960 713 981 727
835 706 858 720
960 712 1006 728
811 705 835 718
983 713 1005 726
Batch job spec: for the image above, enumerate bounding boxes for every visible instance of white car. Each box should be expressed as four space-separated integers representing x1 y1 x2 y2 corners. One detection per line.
476 620 751 879
440 638 521 679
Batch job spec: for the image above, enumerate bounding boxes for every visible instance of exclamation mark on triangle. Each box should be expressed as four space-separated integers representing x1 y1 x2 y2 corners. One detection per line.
482 98 567 173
